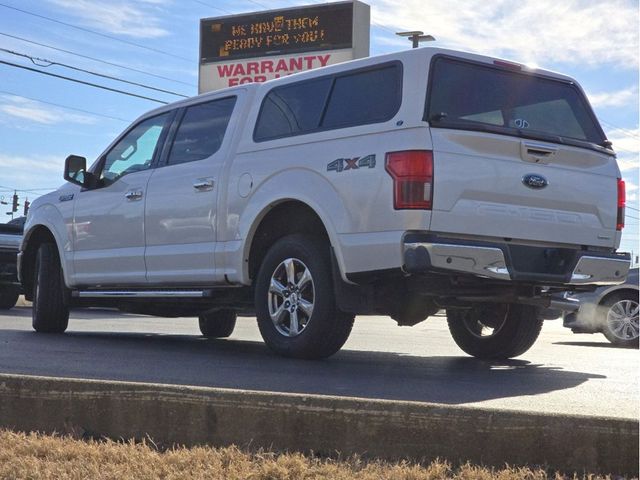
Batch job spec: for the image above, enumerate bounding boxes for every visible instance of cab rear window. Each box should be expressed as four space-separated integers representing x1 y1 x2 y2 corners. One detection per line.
426 57 606 148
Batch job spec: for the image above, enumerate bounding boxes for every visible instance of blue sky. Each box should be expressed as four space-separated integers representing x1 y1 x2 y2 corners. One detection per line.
0 0 638 255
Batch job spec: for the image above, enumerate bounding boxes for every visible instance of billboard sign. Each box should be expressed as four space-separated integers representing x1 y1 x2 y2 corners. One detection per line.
199 1 370 93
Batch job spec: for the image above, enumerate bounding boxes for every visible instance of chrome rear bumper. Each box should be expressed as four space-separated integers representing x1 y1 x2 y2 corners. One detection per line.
404 241 630 286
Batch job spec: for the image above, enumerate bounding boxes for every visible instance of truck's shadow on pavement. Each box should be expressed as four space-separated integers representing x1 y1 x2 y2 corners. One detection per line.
553 340 636 349
0 317 605 406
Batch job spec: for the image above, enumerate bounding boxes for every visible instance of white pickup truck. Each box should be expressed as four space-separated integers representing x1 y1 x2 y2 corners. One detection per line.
19 47 630 360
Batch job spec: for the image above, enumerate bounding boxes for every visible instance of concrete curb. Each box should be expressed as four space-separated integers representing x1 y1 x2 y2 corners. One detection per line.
0 373 636 475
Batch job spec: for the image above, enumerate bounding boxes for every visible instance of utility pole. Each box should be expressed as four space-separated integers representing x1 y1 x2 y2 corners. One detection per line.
395 31 435 48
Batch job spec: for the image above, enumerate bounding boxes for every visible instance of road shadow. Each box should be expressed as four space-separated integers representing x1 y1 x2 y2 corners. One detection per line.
0 325 606 406
1 306 146 320
554 340 638 350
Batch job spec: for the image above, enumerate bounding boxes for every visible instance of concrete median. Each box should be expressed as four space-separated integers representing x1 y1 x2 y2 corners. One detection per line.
0 373 636 475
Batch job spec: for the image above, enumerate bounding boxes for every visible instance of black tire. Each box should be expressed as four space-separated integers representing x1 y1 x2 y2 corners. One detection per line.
601 292 639 348
255 234 354 359
0 289 19 310
447 303 543 359
32 243 69 333
199 310 237 338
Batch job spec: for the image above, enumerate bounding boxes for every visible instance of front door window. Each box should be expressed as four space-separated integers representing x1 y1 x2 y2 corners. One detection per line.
100 113 170 185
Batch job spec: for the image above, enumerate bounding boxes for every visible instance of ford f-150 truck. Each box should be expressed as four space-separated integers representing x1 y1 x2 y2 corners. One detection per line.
18 47 630 360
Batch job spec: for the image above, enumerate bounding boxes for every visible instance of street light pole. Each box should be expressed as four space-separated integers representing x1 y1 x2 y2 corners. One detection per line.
395 31 436 48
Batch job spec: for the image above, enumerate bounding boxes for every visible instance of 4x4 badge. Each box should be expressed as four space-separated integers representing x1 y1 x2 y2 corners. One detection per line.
327 154 376 173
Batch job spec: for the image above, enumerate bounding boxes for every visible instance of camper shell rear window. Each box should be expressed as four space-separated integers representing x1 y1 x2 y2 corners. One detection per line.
425 56 608 151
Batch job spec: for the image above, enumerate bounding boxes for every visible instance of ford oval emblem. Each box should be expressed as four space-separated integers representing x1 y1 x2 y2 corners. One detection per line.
522 173 548 189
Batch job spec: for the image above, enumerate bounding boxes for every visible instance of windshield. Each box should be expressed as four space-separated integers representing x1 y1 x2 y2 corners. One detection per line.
426 56 607 148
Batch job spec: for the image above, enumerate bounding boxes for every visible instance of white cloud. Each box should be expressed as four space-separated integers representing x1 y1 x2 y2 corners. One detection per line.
47 0 170 39
373 0 639 69
0 154 61 173
0 96 96 126
0 153 65 199
588 86 639 108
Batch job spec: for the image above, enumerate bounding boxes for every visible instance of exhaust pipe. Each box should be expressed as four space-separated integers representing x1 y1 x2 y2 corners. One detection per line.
549 296 580 312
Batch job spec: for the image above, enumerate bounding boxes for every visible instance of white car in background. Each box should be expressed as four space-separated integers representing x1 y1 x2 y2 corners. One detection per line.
563 268 639 347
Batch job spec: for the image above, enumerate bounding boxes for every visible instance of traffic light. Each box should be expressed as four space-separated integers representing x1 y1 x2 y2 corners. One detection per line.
11 193 18 213
23 198 30 216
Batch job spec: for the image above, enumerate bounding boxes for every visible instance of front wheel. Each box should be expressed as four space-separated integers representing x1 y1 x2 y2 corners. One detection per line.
447 303 543 359
601 293 639 348
255 234 354 359
32 243 69 333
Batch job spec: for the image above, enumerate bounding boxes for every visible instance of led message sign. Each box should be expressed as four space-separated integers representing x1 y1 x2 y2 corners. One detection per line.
199 1 370 92
200 3 353 62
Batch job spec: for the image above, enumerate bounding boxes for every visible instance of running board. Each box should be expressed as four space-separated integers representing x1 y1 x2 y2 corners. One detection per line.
73 290 212 299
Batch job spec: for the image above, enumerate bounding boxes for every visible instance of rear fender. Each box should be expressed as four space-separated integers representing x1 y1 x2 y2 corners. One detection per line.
231 169 351 284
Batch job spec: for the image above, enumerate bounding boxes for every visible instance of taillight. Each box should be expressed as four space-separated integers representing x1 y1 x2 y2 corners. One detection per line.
617 178 625 231
385 150 433 209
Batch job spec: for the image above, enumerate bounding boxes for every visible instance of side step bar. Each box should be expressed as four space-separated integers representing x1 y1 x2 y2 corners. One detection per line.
72 290 212 299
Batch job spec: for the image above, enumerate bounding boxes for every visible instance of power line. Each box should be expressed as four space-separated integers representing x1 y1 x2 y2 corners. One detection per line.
245 0 272 10
191 0 270 14
614 145 640 154
0 59 168 104
0 47 189 98
0 89 131 123
371 19 403 36
0 32 196 88
0 3 193 63
190 0 234 15
307 0 400 37
0 185 57 193
602 119 640 139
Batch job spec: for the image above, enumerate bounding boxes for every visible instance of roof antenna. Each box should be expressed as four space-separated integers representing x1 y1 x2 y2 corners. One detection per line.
395 31 435 48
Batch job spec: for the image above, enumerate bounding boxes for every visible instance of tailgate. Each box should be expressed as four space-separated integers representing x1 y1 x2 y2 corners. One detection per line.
429 130 619 247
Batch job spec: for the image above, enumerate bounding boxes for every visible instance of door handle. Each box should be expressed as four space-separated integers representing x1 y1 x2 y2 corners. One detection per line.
125 190 143 200
193 178 214 191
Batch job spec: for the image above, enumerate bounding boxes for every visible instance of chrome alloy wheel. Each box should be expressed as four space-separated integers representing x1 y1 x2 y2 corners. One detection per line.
606 299 639 341
268 258 315 337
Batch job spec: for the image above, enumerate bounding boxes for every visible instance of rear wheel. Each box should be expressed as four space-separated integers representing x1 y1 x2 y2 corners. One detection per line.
601 293 639 348
32 243 69 333
0 289 19 310
447 303 543 359
198 310 237 338
255 234 354 359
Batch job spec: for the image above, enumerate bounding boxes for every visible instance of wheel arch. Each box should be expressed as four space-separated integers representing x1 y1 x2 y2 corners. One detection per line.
230 168 352 285
21 224 65 300
599 287 639 306
245 199 338 282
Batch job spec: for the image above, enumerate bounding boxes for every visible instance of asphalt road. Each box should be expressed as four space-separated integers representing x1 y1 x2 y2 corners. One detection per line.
0 305 637 419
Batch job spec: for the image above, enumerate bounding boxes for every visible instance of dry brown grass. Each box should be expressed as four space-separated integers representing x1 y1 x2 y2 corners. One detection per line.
0 430 614 480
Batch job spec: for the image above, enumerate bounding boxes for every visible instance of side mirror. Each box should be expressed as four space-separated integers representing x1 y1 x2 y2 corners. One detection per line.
64 155 87 187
